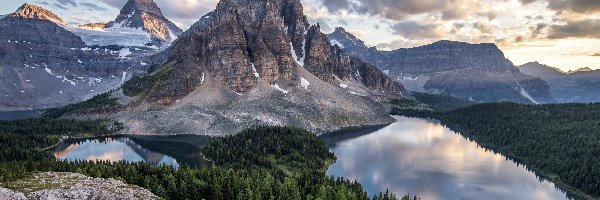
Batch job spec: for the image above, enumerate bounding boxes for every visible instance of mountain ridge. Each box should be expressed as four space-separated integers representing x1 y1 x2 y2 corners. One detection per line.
519 62 600 103
9 3 64 23
327 27 555 104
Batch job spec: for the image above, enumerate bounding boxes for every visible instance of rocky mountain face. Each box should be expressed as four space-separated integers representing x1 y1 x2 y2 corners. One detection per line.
110 0 404 135
10 3 64 24
0 4 150 111
327 28 555 104
519 62 600 103
106 0 183 42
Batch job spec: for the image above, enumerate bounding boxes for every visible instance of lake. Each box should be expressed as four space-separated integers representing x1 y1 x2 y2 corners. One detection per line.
52 116 569 199
322 116 568 200
53 135 213 168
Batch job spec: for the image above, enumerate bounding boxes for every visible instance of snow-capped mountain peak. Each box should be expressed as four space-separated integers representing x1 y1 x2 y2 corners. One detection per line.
10 3 64 24
105 0 183 42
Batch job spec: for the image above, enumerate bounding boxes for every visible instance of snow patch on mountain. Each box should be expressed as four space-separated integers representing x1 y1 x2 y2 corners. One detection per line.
251 63 259 78
330 39 344 48
118 48 132 59
520 88 539 104
290 42 304 66
301 77 310 90
66 26 152 47
272 84 289 94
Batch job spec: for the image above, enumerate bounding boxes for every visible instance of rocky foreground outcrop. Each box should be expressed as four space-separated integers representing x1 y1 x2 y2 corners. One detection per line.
0 172 158 200
107 0 404 135
327 28 555 104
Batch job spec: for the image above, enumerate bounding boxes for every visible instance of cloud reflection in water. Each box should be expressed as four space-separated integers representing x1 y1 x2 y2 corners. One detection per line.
326 116 567 200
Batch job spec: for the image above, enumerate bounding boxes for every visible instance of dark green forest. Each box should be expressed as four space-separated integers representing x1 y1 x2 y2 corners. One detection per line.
411 92 477 111
395 102 600 199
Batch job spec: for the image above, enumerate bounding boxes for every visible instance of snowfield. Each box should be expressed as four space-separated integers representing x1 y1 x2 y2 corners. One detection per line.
66 26 152 47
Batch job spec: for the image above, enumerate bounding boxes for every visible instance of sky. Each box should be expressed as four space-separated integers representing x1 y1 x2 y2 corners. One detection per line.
1 0 599 71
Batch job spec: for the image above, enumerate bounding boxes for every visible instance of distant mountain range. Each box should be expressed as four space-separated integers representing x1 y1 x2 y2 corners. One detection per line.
0 2 164 111
519 62 600 103
327 27 555 104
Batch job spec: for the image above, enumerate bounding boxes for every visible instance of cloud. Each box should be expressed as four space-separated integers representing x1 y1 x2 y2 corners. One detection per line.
52 3 68 10
320 0 479 21
473 22 494 33
519 0 537 4
56 0 77 7
547 19 600 39
79 2 108 11
520 0 600 14
590 53 600 56
98 0 126 8
390 21 445 39
547 0 600 14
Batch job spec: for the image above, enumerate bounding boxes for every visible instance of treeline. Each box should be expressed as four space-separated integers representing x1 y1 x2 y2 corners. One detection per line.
388 92 477 115
43 93 122 117
397 102 600 198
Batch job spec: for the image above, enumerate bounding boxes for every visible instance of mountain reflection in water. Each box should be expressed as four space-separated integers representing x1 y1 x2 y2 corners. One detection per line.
53 135 212 168
323 116 568 200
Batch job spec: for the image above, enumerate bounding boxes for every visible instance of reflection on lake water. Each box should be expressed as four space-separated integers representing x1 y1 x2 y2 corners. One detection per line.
323 116 568 200
53 135 211 168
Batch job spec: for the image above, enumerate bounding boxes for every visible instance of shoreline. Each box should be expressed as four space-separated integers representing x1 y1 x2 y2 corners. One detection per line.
397 114 595 200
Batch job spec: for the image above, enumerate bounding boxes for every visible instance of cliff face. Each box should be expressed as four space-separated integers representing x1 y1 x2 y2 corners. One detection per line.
520 62 600 103
106 0 183 42
327 28 555 104
116 0 404 135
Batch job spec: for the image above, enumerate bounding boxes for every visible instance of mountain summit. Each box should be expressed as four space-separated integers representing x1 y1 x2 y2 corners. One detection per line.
10 3 64 23
113 0 403 135
106 0 183 42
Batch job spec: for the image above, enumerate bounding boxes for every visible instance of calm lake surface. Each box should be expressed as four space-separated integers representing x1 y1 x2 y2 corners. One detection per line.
322 116 568 200
53 135 212 168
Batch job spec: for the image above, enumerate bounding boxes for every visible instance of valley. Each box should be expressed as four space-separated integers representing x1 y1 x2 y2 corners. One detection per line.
0 0 599 199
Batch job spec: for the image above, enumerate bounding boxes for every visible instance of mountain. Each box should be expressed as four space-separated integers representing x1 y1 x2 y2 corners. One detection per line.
108 0 404 135
519 62 600 103
0 4 149 111
105 0 183 43
10 3 64 23
327 27 555 104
